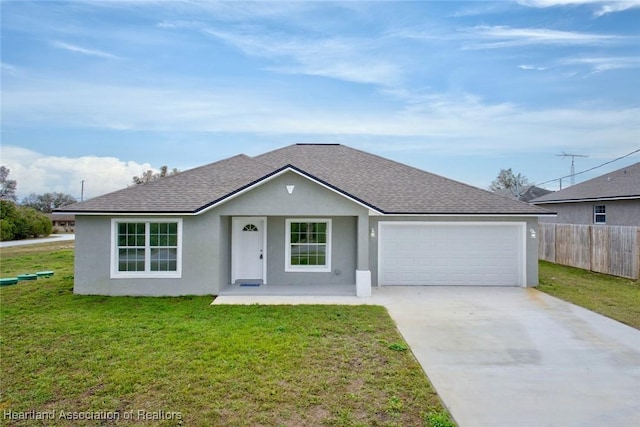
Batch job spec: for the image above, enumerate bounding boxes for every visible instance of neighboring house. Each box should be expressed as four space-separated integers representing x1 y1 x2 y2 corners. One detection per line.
47 214 75 233
530 162 640 226
494 185 553 203
57 144 553 297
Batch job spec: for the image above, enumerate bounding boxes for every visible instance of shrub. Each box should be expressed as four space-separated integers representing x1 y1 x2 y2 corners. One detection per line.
0 200 52 241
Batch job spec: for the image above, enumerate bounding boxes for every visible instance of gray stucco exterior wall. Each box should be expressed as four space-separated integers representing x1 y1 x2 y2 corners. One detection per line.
214 171 367 292
74 214 218 296
73 170 541 296
74 171 368 296
264 216 356 285
538 199 640 226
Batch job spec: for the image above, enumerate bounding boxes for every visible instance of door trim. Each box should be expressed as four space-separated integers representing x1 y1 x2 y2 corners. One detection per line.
231 217 267 284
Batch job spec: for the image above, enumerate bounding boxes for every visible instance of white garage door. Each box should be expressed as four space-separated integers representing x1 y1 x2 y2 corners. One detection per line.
379 222 525 286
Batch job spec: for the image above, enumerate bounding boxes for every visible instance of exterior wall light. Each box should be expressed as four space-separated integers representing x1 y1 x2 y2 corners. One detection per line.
370 227 376 238
529 228 537 239
286 185 295 194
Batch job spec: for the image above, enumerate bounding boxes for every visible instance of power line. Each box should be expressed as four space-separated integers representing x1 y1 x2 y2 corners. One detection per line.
536 148 640 188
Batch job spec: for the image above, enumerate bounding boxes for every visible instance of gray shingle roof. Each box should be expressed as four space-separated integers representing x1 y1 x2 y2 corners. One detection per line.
58 144 552 215
530 162 640 204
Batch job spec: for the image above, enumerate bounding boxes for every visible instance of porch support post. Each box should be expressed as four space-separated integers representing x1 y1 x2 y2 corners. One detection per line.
356 212 371 297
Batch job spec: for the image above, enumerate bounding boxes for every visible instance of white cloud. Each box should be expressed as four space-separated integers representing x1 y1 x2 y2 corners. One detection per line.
52 41 121 59
464 25 622 49
2 78 639 160
518 64 548 71
518 0 640 16
594 2 640 16
561 56 640 72
519 0 602 5
202 28 402 86
0 146 154 200
1 62 20 75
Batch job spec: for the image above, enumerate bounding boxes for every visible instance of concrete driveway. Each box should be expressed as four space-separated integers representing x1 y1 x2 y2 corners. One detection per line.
374 286 640 427
214 286 640 426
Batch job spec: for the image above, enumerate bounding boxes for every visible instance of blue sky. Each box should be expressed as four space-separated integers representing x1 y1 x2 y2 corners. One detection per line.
1 0 639 200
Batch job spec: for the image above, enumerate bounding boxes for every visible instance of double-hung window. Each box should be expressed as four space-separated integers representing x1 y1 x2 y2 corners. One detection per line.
593 205 606 224
285 219 331 272
111 219 182 278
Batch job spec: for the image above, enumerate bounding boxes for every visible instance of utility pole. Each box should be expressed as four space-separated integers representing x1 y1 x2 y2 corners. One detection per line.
81 180 84 202
557 152 588 186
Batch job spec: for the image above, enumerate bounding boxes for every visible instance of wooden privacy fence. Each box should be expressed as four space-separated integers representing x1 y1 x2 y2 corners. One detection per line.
538 223 640 279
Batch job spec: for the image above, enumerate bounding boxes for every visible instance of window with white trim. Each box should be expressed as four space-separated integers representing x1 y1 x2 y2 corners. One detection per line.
594 205 606 224
111 219 182 278
285 219 331 272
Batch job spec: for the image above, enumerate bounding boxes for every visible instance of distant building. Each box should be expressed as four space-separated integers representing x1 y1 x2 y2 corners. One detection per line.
494 185 553 203
47 214 75 233
530 162 640 226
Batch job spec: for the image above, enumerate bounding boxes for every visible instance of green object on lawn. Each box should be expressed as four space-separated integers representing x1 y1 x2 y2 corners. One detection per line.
0 278 19 286
17 274 38 281
36 271 54 278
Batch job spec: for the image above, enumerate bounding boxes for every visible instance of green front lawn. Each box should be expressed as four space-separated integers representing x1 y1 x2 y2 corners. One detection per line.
0 246 452 426
538 260 640 329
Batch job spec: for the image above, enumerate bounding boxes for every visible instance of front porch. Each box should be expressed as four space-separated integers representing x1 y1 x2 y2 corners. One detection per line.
219 282 356 297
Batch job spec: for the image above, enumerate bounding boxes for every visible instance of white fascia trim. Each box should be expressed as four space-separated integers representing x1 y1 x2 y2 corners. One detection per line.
197 167 382 216
373 213 555 217
66 212 196 216
378 220 528 227
532 196 640 204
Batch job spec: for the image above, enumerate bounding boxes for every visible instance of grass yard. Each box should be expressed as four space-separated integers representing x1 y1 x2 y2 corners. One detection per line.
0 245 452 427
538 260 640 329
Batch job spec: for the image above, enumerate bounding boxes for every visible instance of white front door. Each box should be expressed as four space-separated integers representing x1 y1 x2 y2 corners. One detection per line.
232 217 266 284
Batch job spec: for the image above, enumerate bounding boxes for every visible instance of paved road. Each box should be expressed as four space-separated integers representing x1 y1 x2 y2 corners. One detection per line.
0 234 75 248
214 287 640 427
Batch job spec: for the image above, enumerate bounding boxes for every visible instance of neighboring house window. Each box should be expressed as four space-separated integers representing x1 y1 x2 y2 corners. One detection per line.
285 219 331 272
111 219 182 278
594 205 606 224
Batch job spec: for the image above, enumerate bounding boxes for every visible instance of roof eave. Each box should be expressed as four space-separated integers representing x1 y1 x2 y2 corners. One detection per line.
531 195 640 204
379 212 557 217
54 210 198 216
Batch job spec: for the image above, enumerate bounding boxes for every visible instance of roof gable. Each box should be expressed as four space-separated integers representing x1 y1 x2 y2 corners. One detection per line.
531 162 640 204
254 144 549 215
58 144 551 216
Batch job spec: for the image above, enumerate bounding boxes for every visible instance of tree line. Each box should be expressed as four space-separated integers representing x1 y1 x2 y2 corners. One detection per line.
0 166 77 241
0 164 180 241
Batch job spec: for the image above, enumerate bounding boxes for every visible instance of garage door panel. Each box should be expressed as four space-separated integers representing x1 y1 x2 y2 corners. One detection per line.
379 222 524 286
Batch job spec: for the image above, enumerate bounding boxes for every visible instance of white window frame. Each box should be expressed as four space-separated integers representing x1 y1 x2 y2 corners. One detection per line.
110 218 183 279
285 219 332 273
593 205 606 224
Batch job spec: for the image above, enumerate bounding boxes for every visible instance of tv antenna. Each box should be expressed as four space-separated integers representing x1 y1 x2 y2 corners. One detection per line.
557 152 588 186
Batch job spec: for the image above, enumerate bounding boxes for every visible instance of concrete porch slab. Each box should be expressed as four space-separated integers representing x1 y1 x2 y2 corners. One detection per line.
218 283 356 297
212 295 373 305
